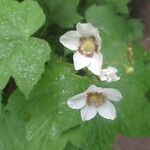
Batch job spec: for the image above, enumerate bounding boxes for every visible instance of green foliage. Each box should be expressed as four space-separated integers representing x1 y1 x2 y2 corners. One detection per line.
3 44 150 149
5 61 91 150
103 0 131 14
0 0 51 97
36 0 83 28
64 142 80 150
0 0 149 150
0 112 27 150
85 5 143 67
84 0 130 15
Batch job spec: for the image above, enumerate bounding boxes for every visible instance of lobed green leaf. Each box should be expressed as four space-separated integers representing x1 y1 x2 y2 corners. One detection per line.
0 0 51 97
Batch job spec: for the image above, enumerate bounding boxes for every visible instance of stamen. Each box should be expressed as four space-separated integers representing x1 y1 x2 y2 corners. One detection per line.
78 36 98 57
87 92 106 107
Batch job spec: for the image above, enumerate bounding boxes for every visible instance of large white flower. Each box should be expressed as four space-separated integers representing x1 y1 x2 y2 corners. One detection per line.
99 66 120 83
67 85 122 121
60 23 103 75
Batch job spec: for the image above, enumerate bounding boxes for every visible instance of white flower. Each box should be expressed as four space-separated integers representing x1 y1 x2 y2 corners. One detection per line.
60 23 103 75
67 85 122 121
99 66 120 83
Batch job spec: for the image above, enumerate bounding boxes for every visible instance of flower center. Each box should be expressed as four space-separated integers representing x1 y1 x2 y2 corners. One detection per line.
78 36 98 57
87 92 106 107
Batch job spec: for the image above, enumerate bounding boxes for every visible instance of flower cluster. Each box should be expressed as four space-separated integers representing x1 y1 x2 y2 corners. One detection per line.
60 23 123 121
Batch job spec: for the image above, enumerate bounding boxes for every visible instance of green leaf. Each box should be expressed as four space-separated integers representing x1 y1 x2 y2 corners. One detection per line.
104 0 130 15
64 142 80 150
0 109 27 150
86 5 131 41
6 60 91 150
36 0 83 28
0 94 2 116
128 19 144 41
85 5 143 66
85 0 130 15
0 0 51 97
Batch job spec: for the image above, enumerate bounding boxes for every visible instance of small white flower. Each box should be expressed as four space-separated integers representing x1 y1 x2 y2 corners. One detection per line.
99 66 120 83
67 85 123 121
60 23 103 75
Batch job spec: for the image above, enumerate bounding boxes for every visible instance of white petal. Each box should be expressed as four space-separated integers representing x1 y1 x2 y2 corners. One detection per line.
81 105 97 121
67 93 86 109
76 23 102 50
110 74 120 82
88 52 103 75
113 76 120 81
60 31 80 50
76 23 95 36
107 66 117 73
73 52 92 70
94 28 102 51
86 84 103 93
106 76 113 82
99 73 107 81
102 88 123 101
100 67 120 83
98 101 116 120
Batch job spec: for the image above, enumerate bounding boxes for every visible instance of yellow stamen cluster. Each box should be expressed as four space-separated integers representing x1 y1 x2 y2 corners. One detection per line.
87 92 106 107
79 36 98 57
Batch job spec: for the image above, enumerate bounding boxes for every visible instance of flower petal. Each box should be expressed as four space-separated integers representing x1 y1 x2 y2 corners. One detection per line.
76 23 95 36
87 52 103 75
109 74 120 82
60 31 80 50
107 66 118 73
94 28 102 51
102 88 123 101
86 84 103 93
67 93 86 109
76 23 102 50
99 66 120 83
99 73 107 81
98 101 116 120
106 76 113 83
73 52 92 70
81 105 97 121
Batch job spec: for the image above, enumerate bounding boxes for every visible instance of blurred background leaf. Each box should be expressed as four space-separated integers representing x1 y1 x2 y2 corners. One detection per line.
36 0 83 28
